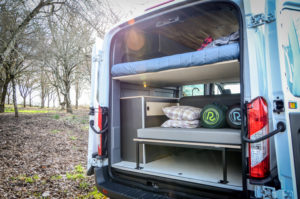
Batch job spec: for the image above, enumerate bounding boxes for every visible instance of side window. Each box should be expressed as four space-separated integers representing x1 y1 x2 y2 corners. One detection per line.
182 84 204 96
282 9 300 97
214 84 222 95
223 83 240 94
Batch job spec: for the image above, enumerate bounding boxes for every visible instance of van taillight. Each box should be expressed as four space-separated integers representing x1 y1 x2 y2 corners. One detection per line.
247 97 270 178
98 106 103 156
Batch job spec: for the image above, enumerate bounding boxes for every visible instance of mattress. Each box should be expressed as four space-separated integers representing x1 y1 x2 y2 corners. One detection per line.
112 43 239 77
137 127 241 145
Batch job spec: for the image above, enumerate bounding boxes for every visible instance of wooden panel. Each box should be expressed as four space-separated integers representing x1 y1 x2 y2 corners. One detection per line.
121 98 144 162
157 9 239 50
113 60 240 87
146 102 178 116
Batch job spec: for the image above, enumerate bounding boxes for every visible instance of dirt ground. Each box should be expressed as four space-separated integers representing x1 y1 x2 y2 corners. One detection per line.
0 107 106 199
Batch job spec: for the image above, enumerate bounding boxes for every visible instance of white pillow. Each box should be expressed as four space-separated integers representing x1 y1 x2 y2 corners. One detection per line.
162 106 201 121
161 119 200 128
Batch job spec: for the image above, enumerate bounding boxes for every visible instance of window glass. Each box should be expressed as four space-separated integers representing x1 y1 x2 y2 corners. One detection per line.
282 9 300 97
224 83 240 94
182 84 204 96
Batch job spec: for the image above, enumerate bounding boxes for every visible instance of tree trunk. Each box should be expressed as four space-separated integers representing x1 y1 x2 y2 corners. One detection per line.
47 93 50 108
23 96 26 107
7 92 10 105
29 91 32 107
0 79 10 113
41 80 45 108
75 81 79 109
64 81 72 113
52 97 55 108
65 93 72 113
55 86 61 105
12 78 18 117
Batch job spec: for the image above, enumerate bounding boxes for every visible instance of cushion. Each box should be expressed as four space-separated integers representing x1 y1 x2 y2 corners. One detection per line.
161 119 199 128
162 106 201 121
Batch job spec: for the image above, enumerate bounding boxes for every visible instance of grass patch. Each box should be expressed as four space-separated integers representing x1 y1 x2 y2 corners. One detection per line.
53 114 60 119
70 136 77 140
66 172 85 180
75 165 84 173
13 174 39 183
25 177 34 183
33 174 39 180
79 182 89 190
50 175 62 181
5 108 53 114
82 186 106 199
51 129 60 134
66 164 85 180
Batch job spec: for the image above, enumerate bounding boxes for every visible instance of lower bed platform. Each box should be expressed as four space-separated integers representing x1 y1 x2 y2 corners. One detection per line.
112 149 242 191
138 127 241 146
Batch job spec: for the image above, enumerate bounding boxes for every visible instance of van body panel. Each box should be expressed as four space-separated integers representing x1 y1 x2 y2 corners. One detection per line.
275 0 300 198
243 0 299 198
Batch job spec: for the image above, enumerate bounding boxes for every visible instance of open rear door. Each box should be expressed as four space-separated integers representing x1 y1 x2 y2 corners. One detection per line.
276 1 300 198
244 0 299 198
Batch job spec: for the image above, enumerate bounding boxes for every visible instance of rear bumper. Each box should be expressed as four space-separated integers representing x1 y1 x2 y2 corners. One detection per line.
95 166 246 199
95 167 170 199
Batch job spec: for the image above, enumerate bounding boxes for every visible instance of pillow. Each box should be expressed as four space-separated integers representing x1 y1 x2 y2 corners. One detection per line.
162 106 201 121
161 119 200 128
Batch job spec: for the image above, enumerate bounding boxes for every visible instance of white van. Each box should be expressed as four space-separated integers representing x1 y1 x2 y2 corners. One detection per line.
87 0 300 198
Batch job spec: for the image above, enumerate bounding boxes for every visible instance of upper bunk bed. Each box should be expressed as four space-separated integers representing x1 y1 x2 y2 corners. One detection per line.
111 3 240 87
112 43 239 86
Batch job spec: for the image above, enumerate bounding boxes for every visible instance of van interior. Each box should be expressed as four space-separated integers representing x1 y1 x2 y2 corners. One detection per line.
109 2 243 192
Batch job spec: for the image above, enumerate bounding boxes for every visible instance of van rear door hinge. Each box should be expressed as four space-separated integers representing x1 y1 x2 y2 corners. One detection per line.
248 13 275 28
255 186 293 199
88 157 108 167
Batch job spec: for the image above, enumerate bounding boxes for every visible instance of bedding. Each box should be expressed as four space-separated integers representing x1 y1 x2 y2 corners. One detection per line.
162 106 201 121
161 119 200 128
111 43 239 77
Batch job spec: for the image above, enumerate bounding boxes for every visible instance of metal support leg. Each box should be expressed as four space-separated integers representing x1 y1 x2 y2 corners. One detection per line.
219 148 228 184
135 142 142 170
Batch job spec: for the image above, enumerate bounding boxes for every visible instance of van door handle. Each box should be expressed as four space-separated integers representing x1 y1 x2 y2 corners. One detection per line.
243 122 286 143
89 119 108 134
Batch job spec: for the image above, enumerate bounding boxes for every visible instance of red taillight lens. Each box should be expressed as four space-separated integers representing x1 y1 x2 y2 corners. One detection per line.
98 106 103 156
247 97 270 178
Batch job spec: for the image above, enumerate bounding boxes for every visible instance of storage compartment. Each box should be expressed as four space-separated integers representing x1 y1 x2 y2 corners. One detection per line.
110 1 243 192
120 96 178 162
113 148 242 190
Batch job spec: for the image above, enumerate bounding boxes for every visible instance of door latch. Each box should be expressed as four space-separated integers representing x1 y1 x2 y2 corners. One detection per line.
273 99 284 114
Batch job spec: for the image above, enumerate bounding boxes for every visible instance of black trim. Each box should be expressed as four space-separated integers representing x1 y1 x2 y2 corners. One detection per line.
249 166 281 189
111 167 244 199
289 113 300 197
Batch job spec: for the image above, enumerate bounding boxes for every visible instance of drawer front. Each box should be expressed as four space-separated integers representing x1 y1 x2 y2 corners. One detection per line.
146 102 178 116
